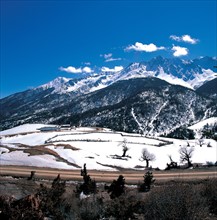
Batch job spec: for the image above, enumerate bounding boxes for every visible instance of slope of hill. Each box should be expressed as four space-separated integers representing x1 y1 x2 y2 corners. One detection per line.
196 78 217 98
0 56 216 134
0 124 216 170
1 78 217 135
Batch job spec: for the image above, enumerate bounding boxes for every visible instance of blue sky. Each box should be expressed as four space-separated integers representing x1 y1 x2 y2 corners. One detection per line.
1 0 217 97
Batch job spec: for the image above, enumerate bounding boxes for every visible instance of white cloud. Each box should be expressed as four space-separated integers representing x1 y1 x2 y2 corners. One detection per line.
83 62 91 65
105 57 122 62
170 34 199 44
82 66 93 73
101 66 124 72
172 45 189 57
103 53 112 59
101 53 122 62
59 66 82 73
169 35 180 41
125 42 165 52
59 66 93 74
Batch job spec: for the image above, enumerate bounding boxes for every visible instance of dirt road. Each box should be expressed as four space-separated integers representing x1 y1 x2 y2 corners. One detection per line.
0 165 216 184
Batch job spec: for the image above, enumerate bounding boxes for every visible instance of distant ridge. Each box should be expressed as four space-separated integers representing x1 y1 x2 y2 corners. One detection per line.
1 56 217 134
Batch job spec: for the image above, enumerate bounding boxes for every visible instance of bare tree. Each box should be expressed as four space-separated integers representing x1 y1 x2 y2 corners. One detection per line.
168 155 173 163
165 155 178 170
179 147 194 167
207 142 212 147
198 139 205 147
141 148 156 168
27 171 36 180
122 138 129 157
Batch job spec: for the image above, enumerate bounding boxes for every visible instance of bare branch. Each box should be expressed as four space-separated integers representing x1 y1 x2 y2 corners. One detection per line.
179 147 194 167
141 148 156 168
122 138 129 157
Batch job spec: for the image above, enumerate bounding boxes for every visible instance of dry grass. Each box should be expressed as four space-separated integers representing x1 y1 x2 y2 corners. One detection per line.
23 146 81 168
54 143 80 150
0 173 217 219
0 131 40 138
1 143 81 168
23 146 60 157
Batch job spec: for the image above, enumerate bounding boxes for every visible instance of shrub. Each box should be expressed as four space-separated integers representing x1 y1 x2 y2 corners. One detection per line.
142 183 209 220
138 171 155 192
104 193 144 220
75 164 97 197
106 175 125 199
0 194 44 220
78 196 103 220
36 174 66 219
201 178 217 215
166 127 195 139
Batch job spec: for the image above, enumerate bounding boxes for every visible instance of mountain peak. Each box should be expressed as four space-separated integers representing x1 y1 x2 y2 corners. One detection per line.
39 77 71 93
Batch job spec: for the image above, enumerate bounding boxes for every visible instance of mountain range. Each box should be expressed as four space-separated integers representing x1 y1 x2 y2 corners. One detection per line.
1 56 217 135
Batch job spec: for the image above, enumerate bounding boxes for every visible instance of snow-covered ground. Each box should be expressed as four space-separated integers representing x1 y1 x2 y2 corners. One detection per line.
0 124 216 171
0 124 57 135
188 117 217 138
188 117 217 130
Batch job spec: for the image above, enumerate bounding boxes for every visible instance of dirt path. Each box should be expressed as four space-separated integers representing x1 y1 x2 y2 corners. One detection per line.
1 165 217 183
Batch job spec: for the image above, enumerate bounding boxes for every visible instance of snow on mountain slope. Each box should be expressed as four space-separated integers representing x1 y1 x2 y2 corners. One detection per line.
36 56 217 96
103 56 216 90
37 74 110 96
0 125 216 170
55 78 216 136
118 56 217 89
196 78 217 98
189 69 217 89
0 124 54 136
1 56 216 133
157 67 193 89
40 77 71 93
188 117 217 139
188 117 217 131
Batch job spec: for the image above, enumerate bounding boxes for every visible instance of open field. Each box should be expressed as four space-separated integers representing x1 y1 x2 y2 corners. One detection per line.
1 124 217 172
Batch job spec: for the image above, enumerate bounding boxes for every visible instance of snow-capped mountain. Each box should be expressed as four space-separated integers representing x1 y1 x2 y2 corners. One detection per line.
49 77 217 136
196 78 217 99
0 56 216 134
112 56 217 89
37 56 217 94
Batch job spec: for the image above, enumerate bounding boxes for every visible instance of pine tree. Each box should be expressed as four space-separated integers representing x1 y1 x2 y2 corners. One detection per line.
75 164 97 196
139 171 155 192
106 175 125 199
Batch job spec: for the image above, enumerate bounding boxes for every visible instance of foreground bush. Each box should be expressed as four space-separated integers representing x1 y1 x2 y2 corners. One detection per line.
105 175 125 199
37 174 66 219
75 164 97 197
138 171 155 192
104 192 144 220
102 180 216 220
201 178 217 216
142 183 209 220
1 178 217 219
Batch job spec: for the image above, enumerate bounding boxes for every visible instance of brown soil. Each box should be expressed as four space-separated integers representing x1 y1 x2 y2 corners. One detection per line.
0 165 216 184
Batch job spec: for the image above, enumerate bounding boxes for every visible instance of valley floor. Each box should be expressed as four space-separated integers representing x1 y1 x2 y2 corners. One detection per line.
1 124 217 171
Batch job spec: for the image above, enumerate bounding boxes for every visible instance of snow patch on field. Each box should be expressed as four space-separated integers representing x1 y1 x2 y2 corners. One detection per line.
0 124 216 170
0 150 75 169
188 117 217 130
0 124 56 135
188 117 217 138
